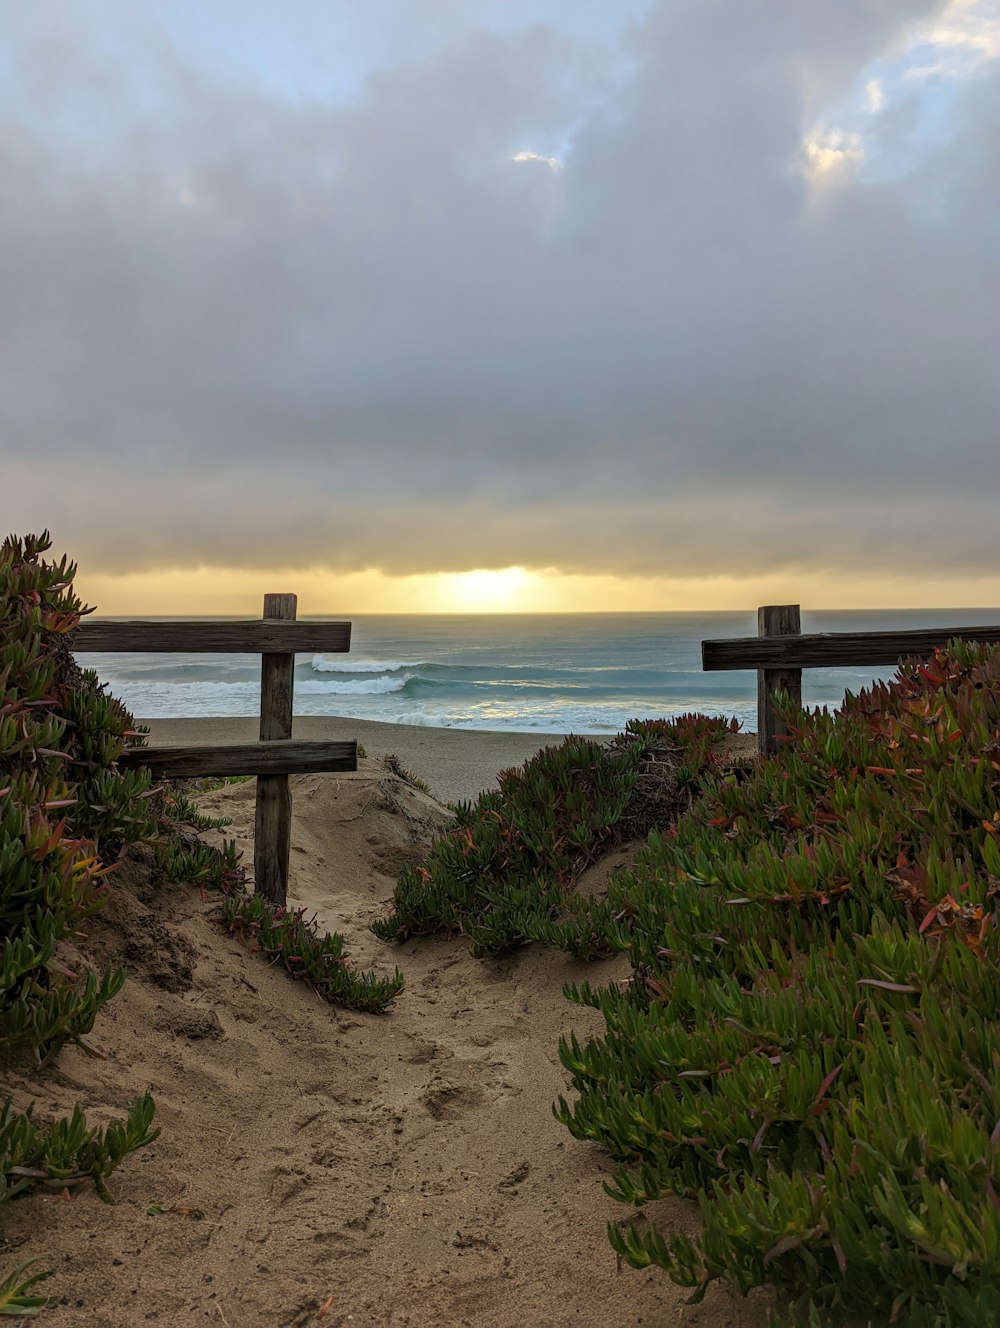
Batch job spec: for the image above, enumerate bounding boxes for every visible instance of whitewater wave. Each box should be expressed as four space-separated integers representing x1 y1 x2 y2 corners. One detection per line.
297 675 410 696
388 694 760 734
310 655 422 674
389 709 595 733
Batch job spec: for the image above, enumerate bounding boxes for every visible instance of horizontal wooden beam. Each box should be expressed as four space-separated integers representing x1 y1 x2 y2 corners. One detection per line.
702 625 1000 672
116 740 357 778
73 619 351 654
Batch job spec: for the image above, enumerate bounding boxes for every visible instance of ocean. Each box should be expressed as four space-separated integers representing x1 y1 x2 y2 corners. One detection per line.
78 609 1000 735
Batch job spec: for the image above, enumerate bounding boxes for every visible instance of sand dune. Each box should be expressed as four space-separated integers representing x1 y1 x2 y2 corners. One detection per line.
6 738 766 1327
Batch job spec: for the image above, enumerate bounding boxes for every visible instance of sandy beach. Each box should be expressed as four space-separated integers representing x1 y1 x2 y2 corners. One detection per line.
142 715 757 806
5 718 765 1327
143 715 615 806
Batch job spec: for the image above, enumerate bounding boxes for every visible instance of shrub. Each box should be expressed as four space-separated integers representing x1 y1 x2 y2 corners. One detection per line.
1 533 161 1295
0 531 157 1062
556 641 1000 1326
373 715 736 957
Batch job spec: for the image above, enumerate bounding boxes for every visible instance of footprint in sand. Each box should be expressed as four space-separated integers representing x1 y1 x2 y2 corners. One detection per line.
422 1082 484 1120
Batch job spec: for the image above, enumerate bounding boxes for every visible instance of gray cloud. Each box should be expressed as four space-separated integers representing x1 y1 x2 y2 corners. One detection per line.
5 0 999 584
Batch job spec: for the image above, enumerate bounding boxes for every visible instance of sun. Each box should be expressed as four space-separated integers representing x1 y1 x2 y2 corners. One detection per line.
440 567 531 612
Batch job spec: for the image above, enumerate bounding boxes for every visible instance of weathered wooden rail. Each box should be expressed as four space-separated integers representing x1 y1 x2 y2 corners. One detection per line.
74 594 355 906
702 605 1000 759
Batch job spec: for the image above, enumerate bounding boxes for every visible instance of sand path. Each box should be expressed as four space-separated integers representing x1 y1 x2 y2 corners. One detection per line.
4 752 766 1327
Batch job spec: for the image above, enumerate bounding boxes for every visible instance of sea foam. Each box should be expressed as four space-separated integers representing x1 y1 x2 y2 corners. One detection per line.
297 675 410 696
310 655 420 674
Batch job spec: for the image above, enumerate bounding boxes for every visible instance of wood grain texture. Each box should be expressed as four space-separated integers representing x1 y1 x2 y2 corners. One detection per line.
73 619 351 653
256 774 292 905
117 740 357 777
756 604 802 759
259 596 297 743
256 594 296 905
702 625 1000 671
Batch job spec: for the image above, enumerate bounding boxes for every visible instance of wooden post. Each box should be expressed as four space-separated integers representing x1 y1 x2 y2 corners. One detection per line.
254 593 297 905
757 604 802 759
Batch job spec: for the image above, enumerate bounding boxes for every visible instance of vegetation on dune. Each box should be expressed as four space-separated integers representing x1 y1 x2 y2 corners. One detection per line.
0 531 157 1074
216 894 404 1012
1 532 163 1308
0 1257 53 1318
1 1093 159 1207
371 713 738 958
378 637 1000 1324
557 642 1000 1326
9 528 999 1324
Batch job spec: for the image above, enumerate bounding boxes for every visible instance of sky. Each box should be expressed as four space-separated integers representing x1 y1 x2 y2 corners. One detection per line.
4 0 1000 614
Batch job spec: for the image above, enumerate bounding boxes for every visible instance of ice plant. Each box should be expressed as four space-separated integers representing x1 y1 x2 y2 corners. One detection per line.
1 533 161 1297
217 894 404 1012
373 715 736 957
557 640 1000 1326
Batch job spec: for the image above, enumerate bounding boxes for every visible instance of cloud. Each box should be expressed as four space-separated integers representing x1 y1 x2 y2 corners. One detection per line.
510 150 562 172
801 128 865 182
4 0 1000 592
930 0 1000 62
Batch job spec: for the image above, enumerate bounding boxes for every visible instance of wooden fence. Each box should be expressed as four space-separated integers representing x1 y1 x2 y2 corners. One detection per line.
76 597 1000 889
75 594 355 906
702 605 1000 759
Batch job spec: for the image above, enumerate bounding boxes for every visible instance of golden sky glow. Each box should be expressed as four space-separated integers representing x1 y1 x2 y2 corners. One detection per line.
75 564 1000 617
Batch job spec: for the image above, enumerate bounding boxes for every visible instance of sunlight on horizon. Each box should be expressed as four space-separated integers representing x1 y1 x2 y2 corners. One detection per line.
437 568 532 612
75 563 1000 617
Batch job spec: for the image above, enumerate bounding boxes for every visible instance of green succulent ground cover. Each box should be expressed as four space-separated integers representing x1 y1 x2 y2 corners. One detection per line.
557 643 1000 1326
0 531 157 1073
1 532 163 1309
372 713 737 957
376 643 1000 1325
216 894 404 1011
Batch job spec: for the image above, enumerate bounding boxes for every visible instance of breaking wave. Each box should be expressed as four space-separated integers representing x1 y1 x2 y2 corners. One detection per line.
309 655 422 674
296 675 410 696
75 609 951 728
